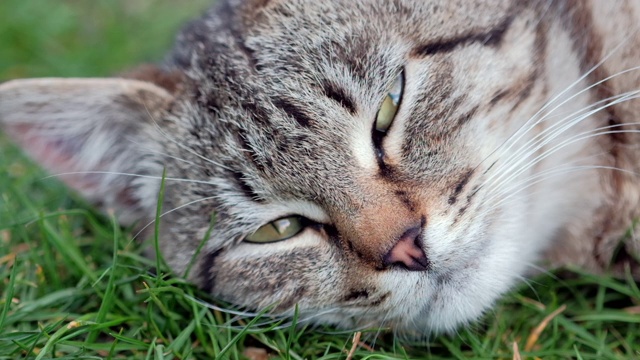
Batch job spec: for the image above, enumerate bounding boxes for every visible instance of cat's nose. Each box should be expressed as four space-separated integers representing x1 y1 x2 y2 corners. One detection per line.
382 225 429 271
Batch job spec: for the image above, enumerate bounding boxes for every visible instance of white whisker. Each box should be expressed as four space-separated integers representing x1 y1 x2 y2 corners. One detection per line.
41 171 216 187
483 92 640 193
185 295 278 318
479 151 607 207
487 126 640 198
488 89 640 185
133 195 218 239
127 138 206 169
479 63 640 174
141 102 234 173
485 165 637 216
150 120 234 172
477 57 634 172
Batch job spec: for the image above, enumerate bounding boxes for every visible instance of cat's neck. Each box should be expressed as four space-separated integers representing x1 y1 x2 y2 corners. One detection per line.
541 0 640 276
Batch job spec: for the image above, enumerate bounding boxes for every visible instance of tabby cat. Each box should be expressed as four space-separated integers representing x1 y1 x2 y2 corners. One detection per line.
1 0 639 334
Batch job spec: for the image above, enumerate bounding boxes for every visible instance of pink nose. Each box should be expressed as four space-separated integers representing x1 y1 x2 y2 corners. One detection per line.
382 225 429 271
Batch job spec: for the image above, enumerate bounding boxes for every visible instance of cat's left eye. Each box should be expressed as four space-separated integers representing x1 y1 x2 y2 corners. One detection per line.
375 71 404 133
244 216 306 243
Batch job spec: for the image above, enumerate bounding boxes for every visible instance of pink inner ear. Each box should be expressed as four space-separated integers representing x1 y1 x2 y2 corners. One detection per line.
7 123 98 193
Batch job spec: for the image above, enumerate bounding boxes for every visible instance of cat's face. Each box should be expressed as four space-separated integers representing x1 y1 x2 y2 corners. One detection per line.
161 0 565 333
0 0 613 334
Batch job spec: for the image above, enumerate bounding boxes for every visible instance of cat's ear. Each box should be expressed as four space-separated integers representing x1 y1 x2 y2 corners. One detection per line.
0 78 175 225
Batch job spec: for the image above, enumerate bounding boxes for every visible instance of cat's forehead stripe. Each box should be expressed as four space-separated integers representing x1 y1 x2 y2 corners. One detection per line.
412 15 514 57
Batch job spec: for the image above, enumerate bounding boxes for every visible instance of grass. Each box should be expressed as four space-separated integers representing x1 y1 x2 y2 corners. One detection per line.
1 1 639 359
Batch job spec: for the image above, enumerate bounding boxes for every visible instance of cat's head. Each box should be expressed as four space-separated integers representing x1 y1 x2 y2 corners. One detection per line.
0 0 599 334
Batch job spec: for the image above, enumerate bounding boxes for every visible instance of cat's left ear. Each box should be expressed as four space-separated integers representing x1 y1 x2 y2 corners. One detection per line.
0 77 175 225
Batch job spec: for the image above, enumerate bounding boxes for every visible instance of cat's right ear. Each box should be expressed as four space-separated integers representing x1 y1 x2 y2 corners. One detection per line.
0 77 175 225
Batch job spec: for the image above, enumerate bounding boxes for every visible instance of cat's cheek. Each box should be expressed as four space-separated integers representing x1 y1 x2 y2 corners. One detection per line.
207 235 348 312
419 242 526 333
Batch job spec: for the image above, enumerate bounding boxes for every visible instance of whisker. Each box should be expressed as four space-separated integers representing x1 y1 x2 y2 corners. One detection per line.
370 307 392 350
268 309 350 331
41 170 217 187
151 119 234 172
488 89 640 184
185 295 282 318
141 102 235 173
484 85 640 190
485 165 637 215
126 138 206 169
487 125 640 198
497 65 640 160
232 308 348 332
523 262 560 280
133 195 219 239
475 148 622 217
511 272 542 303
185 292 357 332
483 92 640 193
479 151 607 207
476 59 640 175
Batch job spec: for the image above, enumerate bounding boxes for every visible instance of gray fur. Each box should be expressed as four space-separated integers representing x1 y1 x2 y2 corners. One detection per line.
1 0 640 334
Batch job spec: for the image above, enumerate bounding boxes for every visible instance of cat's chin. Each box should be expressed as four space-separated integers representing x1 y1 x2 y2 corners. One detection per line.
277 258 523 335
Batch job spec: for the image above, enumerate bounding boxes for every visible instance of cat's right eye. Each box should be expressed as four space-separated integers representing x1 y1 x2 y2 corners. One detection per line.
244 216 307 243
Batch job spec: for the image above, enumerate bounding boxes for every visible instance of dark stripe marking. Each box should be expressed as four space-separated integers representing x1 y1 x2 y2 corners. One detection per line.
448 169 474 205
277 285 308 310
451 105 479 133
395 190 417 212
272 97 315 128
219 0 259 72
457 204 469 217
321 80 357 114
230 170 263 202
241 100 271 127
343 289 370 302
414 16 513 56
236 131 265 172
369 292 390 307
490 73 537 113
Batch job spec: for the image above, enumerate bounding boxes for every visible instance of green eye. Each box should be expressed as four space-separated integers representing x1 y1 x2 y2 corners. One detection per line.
375 71 404 133
244 216 306 243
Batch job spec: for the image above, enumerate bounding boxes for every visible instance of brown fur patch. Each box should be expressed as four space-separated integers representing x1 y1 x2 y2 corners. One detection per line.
331 180 425 269
121 64 185 94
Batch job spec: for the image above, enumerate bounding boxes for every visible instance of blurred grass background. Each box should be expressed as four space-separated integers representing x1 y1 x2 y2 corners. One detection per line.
0 1 639 359
0 0 212 79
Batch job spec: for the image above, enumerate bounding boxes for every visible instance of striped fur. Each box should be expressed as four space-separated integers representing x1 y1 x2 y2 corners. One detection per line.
1 0 639 334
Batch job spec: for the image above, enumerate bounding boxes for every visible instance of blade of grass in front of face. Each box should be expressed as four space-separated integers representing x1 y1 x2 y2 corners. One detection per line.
183 213 216 279
86 214 120 344
153 169 168 277
0 254 18 330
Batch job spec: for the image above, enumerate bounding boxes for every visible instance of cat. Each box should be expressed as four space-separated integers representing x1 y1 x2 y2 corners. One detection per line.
1 0 639 335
